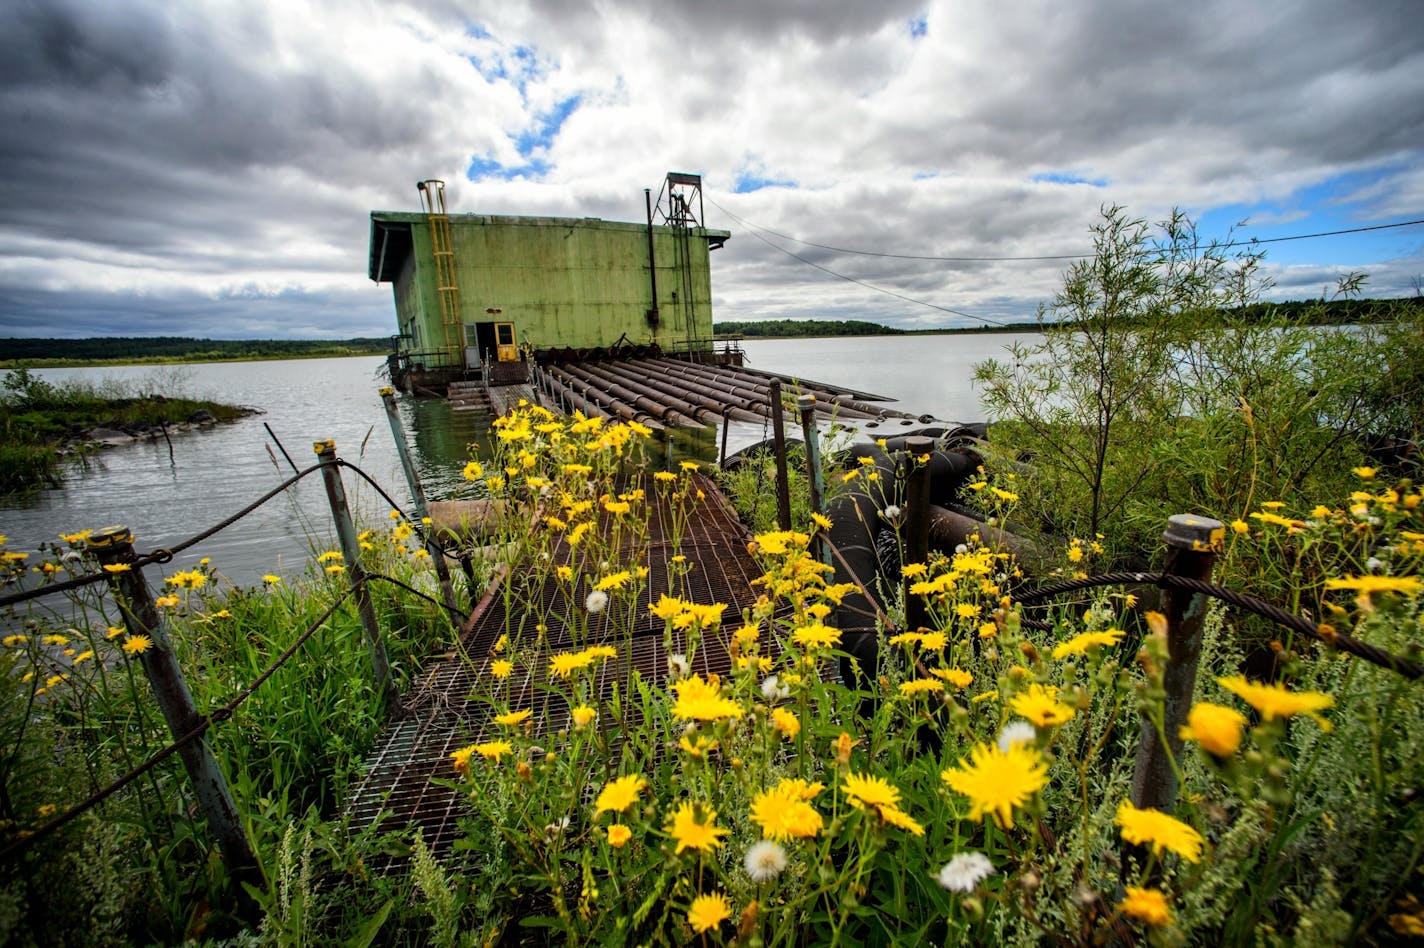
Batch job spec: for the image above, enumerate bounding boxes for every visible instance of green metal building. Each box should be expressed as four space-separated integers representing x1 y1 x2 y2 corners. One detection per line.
368 175 730 389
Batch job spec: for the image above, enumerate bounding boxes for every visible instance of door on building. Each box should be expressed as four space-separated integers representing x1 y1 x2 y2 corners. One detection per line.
465 322 501 369
494 322 518 362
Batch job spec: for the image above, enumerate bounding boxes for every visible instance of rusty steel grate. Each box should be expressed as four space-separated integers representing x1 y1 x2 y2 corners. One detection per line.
345 474 787 857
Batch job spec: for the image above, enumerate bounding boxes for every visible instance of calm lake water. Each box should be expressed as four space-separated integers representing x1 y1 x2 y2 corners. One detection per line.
1 333 1028 585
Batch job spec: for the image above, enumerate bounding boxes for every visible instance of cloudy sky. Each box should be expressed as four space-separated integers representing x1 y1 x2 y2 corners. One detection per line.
1 0 1421 340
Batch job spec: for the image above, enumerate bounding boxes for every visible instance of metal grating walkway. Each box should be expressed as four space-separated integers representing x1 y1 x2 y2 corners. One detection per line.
345 474 776 855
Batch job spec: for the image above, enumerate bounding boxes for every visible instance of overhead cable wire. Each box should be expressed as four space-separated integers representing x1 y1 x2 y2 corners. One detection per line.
710 200 1010 326
713 199 1424 263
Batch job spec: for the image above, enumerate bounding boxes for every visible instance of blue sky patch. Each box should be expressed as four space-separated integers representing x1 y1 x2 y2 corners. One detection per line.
466 155 550 181
908 16 928 38
516 95 582 157
732 172 798 194
1031 171 1106 187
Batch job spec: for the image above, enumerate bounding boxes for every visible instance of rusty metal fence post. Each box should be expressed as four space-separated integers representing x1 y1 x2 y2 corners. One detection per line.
1130 514 1225 816
797 394 829 563
768 379 792 531
314 440 399 713
87 526 264 905
903 436 933 632
379 386 460 619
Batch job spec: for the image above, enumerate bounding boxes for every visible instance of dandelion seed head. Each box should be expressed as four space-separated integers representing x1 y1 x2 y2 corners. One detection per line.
935 852 995 892
743 840 788 882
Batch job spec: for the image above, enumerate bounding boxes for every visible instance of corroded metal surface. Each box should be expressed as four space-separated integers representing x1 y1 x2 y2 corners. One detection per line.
345 475 772 855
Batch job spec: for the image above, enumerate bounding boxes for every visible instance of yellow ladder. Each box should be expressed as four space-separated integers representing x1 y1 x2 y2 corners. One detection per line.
418 180 462 366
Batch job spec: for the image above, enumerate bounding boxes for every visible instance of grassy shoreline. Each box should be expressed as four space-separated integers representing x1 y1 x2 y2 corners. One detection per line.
1 367 257 493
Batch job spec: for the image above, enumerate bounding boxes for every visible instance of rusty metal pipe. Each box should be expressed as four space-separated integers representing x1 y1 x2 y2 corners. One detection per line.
567 362 711 427
544 368 610 419
556 364 671 428
602 360 764 422
648 359 885 421
563 363 698 428
592 361 751 424
547 366 650 426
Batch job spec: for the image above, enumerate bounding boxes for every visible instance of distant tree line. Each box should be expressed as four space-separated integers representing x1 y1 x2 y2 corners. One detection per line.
714 298 1420 339
0 336 392 365
713 319 906 337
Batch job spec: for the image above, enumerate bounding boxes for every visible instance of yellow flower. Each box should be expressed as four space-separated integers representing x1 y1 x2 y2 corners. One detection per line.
770 707 800 739
954 603 979 619
317 550 343 563
462 460 484 481
667 801 726 853
917 631 948 651
1115 800 1204 863
607 824 632 848
1052 628 1124 659
450 744 476 776
930 667 974 688
877 805 925 836
594 774 647 815
495 710 532 727
1178 702 1247 757
680 460 700 472
1324 574 1422 600
595 570 632 591
687 891 731 934
654 471 678 482
491 659 513 678
122 635 153 656
670 675 743 721
791 623 840 649
1353 466 1377 479
750 779 824 841
842 772 902 811
73 650 94 664
1010 684 1075 727
571 705 597 728
833 731 857 765
940 743 1049 829
1119 886 1172 927
1217 675 1334 728
1 634 26 647
473 740 514 761
549 650 596 678
262 574 282 584
102 563 131 573
899 678 944 697
325 564 345 575
810 511 832 531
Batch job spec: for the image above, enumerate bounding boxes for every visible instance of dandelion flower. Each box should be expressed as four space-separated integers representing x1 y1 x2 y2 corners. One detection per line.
791 623 840 649
450 744 476 776
495 710 532 727
1217 675 1334 728
931 667 974 689
1118 886 1172 927
771 707 800 739
1115 800 1204 863
941 742 1049 829
318 550 343 563
595 570 632 591
744 840 788 882
1178 702 1246 757
1052 628 1124 659
899 678 944 696
810 511 832 531
491 659 513 678
122 635 153 656
325 564 345 575
842 773 902 811
607 824 632 848
935 852 995 893
2 634 26 647
686 892 731 934
594 774 647 815
1009 683 1075 727
262 574 281 584
751 780 823 841
549 650 595 678
102 563 131 573
571 705 597 729
473 740 514 761
667 801 727 854
670 675 743 721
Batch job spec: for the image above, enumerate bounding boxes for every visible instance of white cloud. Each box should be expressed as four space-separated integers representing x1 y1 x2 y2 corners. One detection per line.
0 0 1421 339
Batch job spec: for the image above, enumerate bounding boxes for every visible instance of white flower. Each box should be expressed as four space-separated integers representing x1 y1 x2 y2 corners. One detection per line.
760 675 789 701
668 653 689 677
585 590 609 614
954 544 968 554
1366 556 1384 573
880 505 902 524
935 852 994 893
996 720 1037 752
744 840 787 883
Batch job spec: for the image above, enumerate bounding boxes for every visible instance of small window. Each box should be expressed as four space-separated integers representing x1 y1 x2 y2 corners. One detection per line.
496 323 515 346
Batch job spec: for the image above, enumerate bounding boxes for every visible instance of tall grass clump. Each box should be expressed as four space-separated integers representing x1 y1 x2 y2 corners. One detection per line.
0 504 464 944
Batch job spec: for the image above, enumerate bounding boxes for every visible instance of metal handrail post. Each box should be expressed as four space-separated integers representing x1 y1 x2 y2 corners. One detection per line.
379 387 460 617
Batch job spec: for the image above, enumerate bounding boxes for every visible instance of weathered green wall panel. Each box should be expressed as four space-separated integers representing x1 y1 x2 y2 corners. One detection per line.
376 212 724 363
